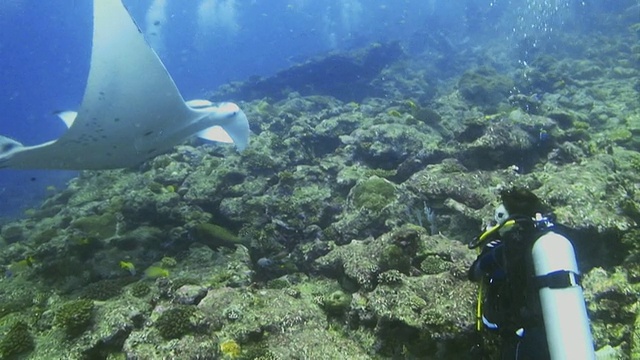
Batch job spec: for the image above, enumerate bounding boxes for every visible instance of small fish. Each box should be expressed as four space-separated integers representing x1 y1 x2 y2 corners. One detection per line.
5 256 35 278
119 260 136 276
144 266 169 279
257 257 274 268
538 129 549 143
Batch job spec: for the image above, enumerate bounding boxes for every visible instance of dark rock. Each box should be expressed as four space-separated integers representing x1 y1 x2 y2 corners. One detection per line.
174 285 209 305
211 42 405 103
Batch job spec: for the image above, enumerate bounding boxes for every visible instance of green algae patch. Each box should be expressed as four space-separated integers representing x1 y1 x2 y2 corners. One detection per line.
0 321 34 358
30 227 59 245
193 223 244 249
458 66 514 108
350 176 397 213
1 224 24 243
70 213 117 239
420 255 453 275
321 290 352 316
0 299 27 320
130 282 151 298
155 305 196 340
55 299 95 337
80 278 134 301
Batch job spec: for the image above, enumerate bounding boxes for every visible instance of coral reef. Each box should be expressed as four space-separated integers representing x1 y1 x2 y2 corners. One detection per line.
0 11 639 358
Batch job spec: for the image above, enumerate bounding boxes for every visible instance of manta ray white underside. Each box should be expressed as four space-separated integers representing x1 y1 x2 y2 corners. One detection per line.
0 0 249 170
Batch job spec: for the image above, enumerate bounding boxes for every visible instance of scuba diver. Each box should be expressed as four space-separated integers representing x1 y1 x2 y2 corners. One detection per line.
467 188 594 360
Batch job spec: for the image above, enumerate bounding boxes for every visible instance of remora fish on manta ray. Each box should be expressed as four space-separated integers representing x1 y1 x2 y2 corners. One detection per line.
0 0 249 170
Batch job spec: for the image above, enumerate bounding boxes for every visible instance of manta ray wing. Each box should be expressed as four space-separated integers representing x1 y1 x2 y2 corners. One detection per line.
41 0 197 170
0 0 248 170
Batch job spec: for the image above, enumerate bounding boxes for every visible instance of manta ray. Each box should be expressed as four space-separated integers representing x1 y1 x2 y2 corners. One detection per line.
0 0 249 170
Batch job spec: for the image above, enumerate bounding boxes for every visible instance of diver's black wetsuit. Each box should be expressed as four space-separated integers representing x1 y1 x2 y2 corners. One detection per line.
469 223 550 360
